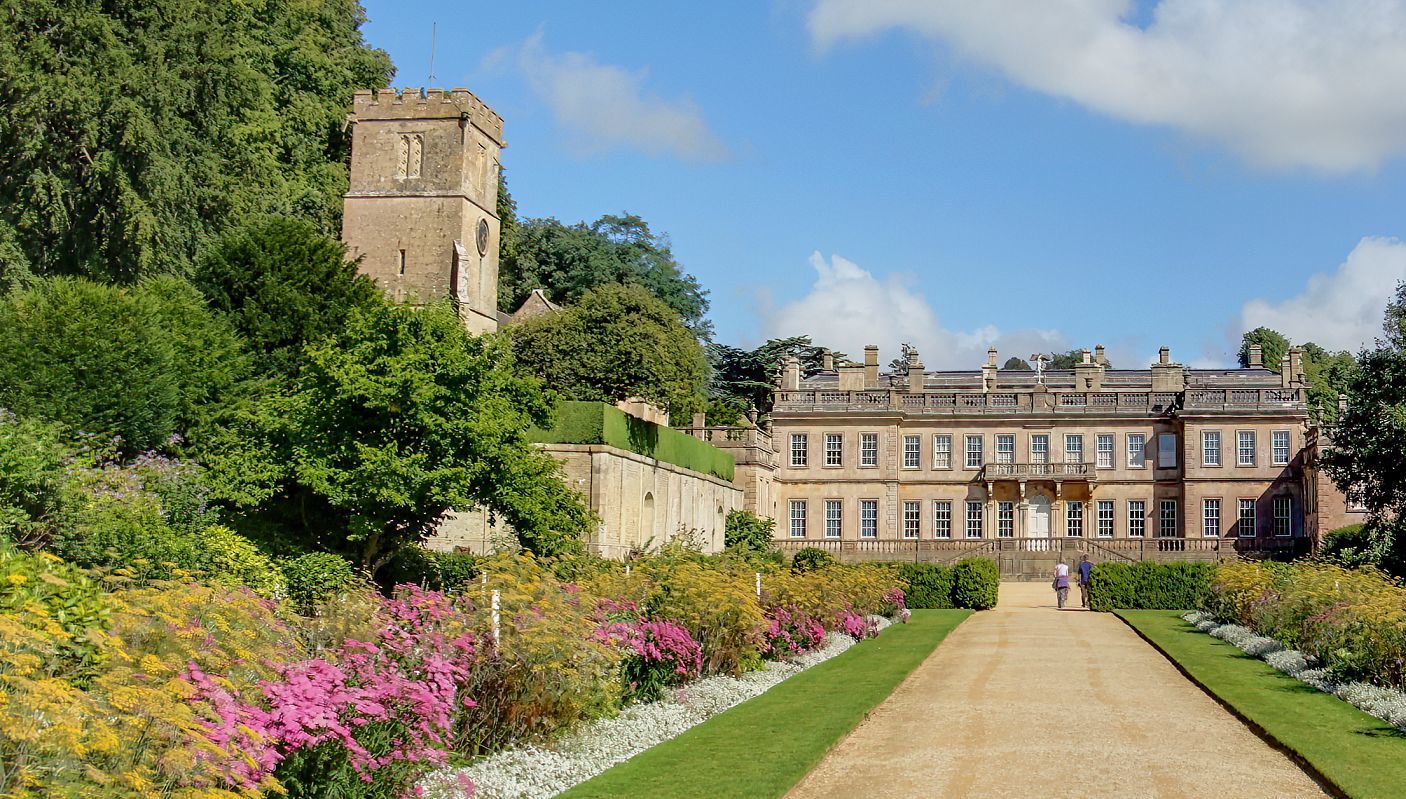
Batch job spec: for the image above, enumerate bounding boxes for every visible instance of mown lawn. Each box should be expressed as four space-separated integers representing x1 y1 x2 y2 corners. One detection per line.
558 609 971 799
1120 610 1406 799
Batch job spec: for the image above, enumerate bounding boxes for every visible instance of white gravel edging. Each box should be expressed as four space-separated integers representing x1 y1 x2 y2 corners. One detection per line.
1180 611 1406 731
424 617 890 799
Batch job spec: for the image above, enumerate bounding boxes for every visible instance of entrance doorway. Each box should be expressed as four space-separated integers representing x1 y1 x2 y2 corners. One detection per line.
1028 495 1052 537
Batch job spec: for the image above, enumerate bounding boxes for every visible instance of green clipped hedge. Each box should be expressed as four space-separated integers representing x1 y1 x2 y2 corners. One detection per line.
529 401 734 482
1087 561 1214 611
897 559 998 610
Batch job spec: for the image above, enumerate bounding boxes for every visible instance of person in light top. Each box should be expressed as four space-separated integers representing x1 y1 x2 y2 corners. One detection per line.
1052 559 1070 609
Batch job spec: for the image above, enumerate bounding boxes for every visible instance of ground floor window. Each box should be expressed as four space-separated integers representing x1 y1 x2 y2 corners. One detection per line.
1202 498 1221 537
825 499 842 538
1159 500 1177 537
965 501 984 538
1097 500 1114 538
1127 500 1146 537
789 500 807 538
1274 496 1293 537
903 500 921 539
997 501 1014 538
860 499 878 538
1238 498 1257 537
933 500 952 538
1066 500 1084 537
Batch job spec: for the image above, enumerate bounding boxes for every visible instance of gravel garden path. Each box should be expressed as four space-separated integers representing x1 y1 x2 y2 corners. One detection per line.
785 581 1330 799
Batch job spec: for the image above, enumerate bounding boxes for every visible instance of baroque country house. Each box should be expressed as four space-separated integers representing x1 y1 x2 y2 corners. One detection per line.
762 343 1365 569
337 86 1364 569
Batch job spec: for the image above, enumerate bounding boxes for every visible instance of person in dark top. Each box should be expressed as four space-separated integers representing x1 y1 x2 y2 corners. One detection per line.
1077 554 1094 609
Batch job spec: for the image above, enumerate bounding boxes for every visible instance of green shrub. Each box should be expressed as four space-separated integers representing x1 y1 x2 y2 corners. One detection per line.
194 524 285 597
283 552 357 613
790 547 837 573
1087 561 1214 611
1321 524 1375 569
529 401 734 481
950 558 999 610
0 411 68 546
897 562 956 609
724 509 775 552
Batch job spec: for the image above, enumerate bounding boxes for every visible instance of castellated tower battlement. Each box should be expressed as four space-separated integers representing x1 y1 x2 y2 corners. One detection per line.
342 87 505 335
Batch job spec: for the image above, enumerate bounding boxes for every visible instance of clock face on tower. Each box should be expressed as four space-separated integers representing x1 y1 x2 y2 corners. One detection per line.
476 219 490 256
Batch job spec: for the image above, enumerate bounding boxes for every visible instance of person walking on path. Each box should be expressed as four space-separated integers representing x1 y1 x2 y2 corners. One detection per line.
1052 559 1070 608
1077 555 1093 609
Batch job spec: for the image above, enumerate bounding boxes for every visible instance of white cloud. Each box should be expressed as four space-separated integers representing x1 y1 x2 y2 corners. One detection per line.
1240 236 1406 352
517 33 728 161
808 1 1406 172
763 252 1071 369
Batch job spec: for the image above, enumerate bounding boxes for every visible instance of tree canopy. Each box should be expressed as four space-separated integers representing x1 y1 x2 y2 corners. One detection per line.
498 211 711 338
196 216 381 379
509 284 709 421
0 0 392 284
1238 327 1291 370
708 335 841 417
0 277 249 452
1235 326 1355 422
1001 356 1032 370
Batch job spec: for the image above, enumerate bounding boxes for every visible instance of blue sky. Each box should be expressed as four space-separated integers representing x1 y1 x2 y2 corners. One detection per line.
361 0 1406 369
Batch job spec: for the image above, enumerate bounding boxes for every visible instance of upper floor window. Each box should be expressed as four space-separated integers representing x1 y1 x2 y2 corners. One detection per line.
1157 433 1177 469
933 434 952 469
965 435 984 469
903 435 921 469
1030 434 1050 465
824 433 843 467
860 433 879 467
396 133 424 179
789 500 807 538
1127 434 1146 468
1237 431 1257 467
1202 431 1222 467
995 434 1015 464
1272 430 1291 465
790 434 808 468
1064 434 1084 464
1096 434 1115 468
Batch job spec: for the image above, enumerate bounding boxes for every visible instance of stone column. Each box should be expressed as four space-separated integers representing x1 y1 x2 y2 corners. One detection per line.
1017 479 1028 539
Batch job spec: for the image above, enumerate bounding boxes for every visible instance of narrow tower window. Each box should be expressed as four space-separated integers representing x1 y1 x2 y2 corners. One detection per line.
398 249 407 275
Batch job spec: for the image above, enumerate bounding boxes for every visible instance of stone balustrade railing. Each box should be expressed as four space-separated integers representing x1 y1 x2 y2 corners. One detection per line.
981 462 1091 479
773 388 1304 415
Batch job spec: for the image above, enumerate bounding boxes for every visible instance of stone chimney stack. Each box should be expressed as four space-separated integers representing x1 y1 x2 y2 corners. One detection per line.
1288 347 1305 386
821 350 834 371
1081 348 1092 365
1248 344 1263 368
864 345 880 388
987 347 998 367
782 355 801 390
1075 347 1104 390
1280 354 1292 387
1158 346 1171 365
1151 346 1185 392
981 347 998 392
907 347 925 392
1095 344 1106 365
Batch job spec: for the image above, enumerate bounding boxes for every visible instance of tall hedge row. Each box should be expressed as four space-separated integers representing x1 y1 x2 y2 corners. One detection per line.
1087 561 1215 611
897 558 999 610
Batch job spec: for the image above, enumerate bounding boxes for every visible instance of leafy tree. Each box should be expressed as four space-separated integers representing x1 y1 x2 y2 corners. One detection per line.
708 336 843 415
1039 349 1113 369
887 343 918 374
0 277 249 452
1384 280 1406 351
1322 346 1406 576
509 284 709 421
498 213 711 337
0 0 392 283
1301 343 1357 423
196 216 380 379
1238 327 1291 370
1002 356 1032 370
224 300 593 571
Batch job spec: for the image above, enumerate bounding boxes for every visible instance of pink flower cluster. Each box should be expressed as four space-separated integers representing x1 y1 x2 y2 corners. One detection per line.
762 606 826 657
183 585 478 797
595 618 703 678
836 610 879 641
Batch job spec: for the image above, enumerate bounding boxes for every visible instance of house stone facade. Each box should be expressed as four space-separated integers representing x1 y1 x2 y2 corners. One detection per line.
764 343 1353 565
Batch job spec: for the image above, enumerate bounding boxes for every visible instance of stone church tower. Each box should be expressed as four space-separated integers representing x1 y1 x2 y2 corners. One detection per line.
342 88 505 334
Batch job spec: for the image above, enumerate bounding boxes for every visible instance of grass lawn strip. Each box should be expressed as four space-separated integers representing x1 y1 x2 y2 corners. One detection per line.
558 609 970 799
1118 610 1406 799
